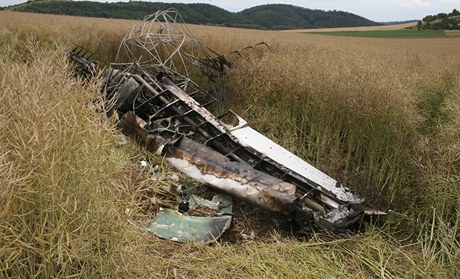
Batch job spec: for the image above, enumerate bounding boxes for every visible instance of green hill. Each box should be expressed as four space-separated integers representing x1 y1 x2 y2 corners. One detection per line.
8 1 378 30
240 4 377 29
417 9 460 30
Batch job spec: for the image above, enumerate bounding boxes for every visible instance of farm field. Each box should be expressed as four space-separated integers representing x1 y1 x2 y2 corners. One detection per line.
1 11 460 278
282 21 417 32
290 22 459 39
306 29 452 38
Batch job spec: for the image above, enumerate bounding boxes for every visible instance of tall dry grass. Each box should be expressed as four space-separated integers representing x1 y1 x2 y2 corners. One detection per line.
1 10 459 277
227 28 460 270
0 36 139 277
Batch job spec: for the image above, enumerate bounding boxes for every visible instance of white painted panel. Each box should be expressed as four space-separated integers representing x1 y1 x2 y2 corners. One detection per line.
231 126 361 202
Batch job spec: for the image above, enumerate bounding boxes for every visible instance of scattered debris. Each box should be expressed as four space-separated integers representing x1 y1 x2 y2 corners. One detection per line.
68 9 384 242
188 194 233 215
169 173 180 182
147 209 232 243
240 230 256 240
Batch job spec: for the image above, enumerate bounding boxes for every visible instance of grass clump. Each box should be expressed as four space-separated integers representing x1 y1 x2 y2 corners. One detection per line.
0 33 140 277
227 33 460 275
227 44 416 209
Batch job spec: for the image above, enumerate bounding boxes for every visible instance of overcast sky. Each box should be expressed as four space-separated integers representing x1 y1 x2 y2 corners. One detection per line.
1 0 459 22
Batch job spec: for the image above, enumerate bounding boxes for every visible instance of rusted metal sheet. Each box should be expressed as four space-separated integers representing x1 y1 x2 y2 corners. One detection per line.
119 112 297 214
118 109 373 232
68 9 384 238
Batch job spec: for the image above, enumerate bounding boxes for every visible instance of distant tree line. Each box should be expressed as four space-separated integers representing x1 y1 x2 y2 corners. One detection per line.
417 9 460 30
9 1 378 30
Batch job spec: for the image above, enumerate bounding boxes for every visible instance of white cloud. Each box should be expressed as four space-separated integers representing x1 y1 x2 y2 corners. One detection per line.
397 0 431 7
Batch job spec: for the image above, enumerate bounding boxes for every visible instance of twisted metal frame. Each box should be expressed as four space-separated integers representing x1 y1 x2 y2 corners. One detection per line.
117 9 222 79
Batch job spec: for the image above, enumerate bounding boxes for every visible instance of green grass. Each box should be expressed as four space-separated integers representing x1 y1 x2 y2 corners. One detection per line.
307 30 448 38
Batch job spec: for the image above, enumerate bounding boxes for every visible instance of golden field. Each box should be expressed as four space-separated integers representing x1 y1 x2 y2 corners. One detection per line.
282 21 417 32
1 11 459 278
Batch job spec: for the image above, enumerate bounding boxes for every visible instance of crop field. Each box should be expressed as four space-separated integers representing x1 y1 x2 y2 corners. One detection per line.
1 11 460 278
306 30 451 38
282 22 417 32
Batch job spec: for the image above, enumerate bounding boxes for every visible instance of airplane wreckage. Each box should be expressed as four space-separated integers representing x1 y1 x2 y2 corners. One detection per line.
68 9 384 242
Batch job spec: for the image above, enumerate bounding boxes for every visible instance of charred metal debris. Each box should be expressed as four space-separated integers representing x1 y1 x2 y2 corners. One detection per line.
68 9 383 242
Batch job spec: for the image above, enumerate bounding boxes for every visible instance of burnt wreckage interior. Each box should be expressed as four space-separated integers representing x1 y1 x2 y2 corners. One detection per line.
68 9 382 242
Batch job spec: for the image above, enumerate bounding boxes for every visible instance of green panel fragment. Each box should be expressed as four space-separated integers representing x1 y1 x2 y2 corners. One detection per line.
147 209 232 243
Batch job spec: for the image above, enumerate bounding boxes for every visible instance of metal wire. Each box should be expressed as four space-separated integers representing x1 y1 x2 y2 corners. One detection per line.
117 9 219 79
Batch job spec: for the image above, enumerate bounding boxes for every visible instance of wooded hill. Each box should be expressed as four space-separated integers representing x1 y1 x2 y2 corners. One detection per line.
9 1 378 30
417 9 460 30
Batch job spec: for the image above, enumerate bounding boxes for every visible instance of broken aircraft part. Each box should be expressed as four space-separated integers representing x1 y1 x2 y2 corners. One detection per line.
188 194 233 215
147 180 233 242
147 209 232 243
68 45 97 80
118 9 231 81
68 9 382 239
